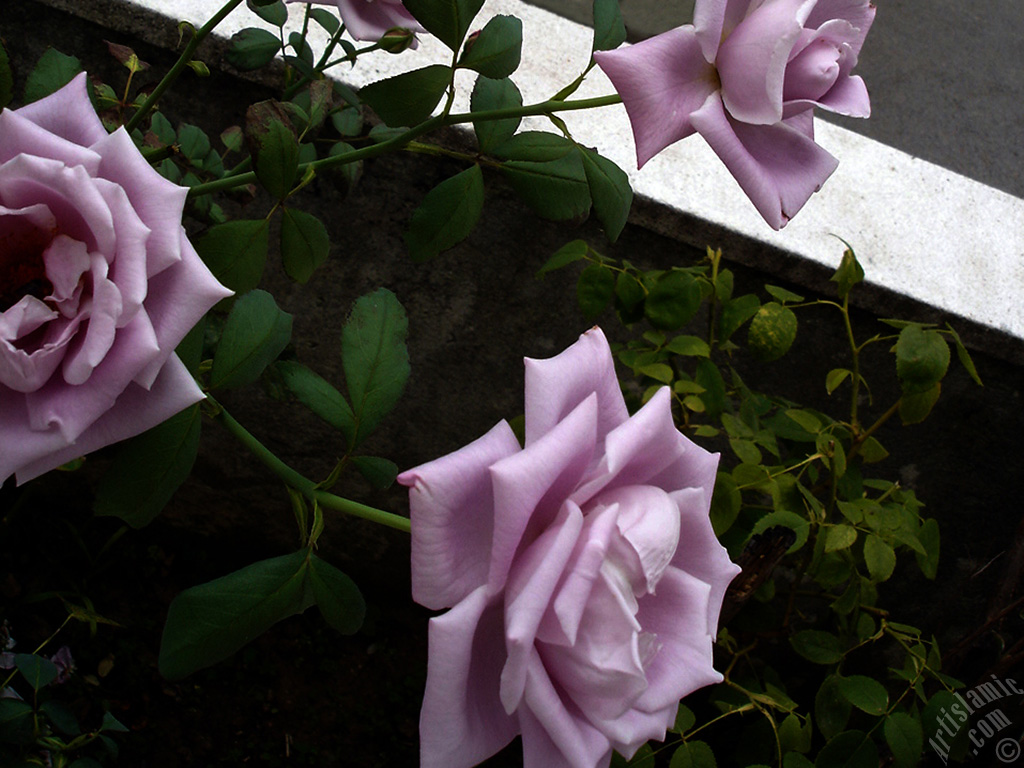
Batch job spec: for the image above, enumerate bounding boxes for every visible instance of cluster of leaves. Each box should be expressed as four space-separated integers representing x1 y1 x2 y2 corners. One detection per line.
1 624 127 768
545 242 982 767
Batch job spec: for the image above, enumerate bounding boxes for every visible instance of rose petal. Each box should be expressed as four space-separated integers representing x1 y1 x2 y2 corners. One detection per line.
670 487 743 631
25 308 160 440
419 586 518 768
401 419 521 611
595 27 718 168
5 353 203 484
500 502 584 714
572 387 687 504
693 0 754 62
0 109 102 171
716 0 816 125
600 484 681 595
336 0 424 39
94 129 186 277
488 394 597 593
520 652 614 768
523 328 627 447
132 235 233 389
690 91 839 228
804 0 876 57
12 72 107 147
631 567 723 712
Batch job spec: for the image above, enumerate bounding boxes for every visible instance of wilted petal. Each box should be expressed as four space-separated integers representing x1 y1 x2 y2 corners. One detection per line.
524 327 627 447
419 587 518 768
716 0 815 125
401 420 521 610
691 91 839 228
594 27 718 167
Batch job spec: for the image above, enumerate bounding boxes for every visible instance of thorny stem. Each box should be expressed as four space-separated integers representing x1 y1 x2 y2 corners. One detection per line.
125 0 246 134
186 94 623 198
208 396 411 533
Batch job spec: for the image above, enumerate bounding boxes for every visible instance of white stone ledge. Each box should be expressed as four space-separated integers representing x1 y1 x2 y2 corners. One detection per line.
41 0 1024 350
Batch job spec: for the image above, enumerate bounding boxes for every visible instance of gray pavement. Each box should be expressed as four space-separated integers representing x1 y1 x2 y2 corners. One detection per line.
525 0 1024 200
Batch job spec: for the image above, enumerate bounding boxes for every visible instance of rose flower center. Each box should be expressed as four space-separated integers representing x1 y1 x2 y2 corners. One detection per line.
0 218 55 312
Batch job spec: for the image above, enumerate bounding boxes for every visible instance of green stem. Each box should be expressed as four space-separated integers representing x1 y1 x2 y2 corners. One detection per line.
209 398 411 533
126 0 246 134
187 94 623 198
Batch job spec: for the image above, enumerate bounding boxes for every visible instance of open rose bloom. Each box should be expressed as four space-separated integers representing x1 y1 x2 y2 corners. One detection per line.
0 73 231 485
595 0 875 229
287 0 424 42
399 329 740 768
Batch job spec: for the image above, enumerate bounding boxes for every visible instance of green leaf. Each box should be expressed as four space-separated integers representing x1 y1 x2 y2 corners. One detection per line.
899 383 940 425
945 324 982 385
492 130 576 161
592 0 627 51
249 0 287 26
100 712 129 733
914 517 940 579
778 713 812 754
307 554 365 634
751 510 809 553
341 288 410 446
884 712 923 768
159 551 314 679
615 271 645 311
863 534 896 582
403 0 485 50
670 740 717 768
666 335 710 357
281 207 330 283
471 76 522 152
211 289 293 390
830 246 864 301
895 325 950 393
672 703 696 734
825 368 852 394
40 700 81 736
275 360 355 442
94 405 201 528
500 150 592 221
360 64 451 127
405 165 485 261
24 48 83 103
815 730 878 768
837 675 888 715
0 39 14 109
783 754 814 768
226 28 281 70
824 524 857 553
785 408 823 434
15 653 59 691
537 239 588 277
246 101 300 198
765 284 805 303
790 630 844 664
352 456 400 489
195 219 269 296
645 271 701 330
815 675 852 739
0 699 34 744
580 148 633 241
576 263 615 318
308 7 341 33
710 472 741 536
718 293 760 342
459 15 522 78
859 436 888 463
748 301 798 361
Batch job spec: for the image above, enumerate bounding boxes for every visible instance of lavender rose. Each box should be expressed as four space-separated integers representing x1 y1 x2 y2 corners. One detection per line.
287 0 424 43
0 73 231 485
595 0 875 229
399 328 740 768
